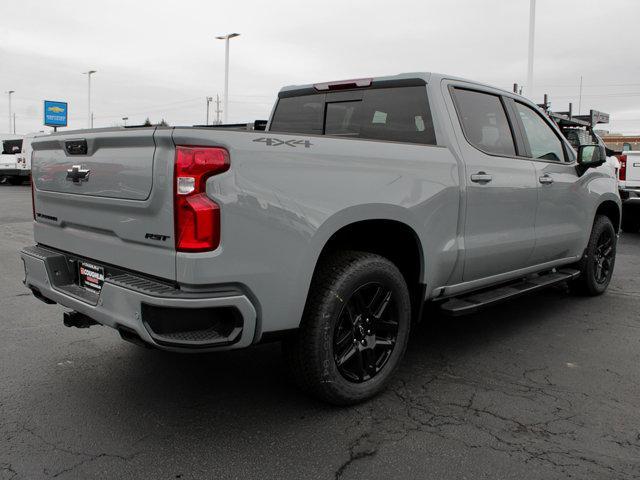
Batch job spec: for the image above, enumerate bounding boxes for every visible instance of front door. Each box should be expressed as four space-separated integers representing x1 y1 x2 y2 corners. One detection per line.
511 101 589 263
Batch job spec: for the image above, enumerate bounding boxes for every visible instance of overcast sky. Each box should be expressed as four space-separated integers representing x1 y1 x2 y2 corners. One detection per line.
1 0 639 134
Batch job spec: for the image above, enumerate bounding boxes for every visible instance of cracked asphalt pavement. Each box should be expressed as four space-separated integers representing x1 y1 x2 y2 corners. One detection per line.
2 184 640 479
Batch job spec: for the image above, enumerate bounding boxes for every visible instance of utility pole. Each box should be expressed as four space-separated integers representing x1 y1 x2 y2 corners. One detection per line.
83 70 97 128
13 113 16 134
6 90 14 133
206 96 213 125
578 76 583 115
214 94 222 125
215 33 240 123
527 0 536 97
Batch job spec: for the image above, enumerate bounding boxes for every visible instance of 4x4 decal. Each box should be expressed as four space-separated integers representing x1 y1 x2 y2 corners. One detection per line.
253 137 313 148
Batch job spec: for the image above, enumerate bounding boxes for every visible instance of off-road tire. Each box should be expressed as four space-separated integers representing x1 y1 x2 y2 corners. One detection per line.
284 251 411 405
570 215 617 296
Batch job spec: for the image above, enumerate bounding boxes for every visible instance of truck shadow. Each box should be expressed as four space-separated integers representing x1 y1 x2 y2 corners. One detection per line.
14 283 619 478
100 284 577 411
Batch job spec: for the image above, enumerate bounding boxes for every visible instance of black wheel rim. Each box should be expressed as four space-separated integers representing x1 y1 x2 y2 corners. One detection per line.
593 229 615 285
333 282 399 383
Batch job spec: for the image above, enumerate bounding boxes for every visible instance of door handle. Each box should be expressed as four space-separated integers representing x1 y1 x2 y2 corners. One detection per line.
539 174 554 185
470 172 492 183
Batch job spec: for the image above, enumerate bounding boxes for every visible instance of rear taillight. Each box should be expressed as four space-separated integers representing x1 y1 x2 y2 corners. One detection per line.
618 154 627 181
174 146 229 252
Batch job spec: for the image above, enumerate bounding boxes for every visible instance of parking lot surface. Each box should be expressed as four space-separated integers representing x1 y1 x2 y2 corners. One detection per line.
1 184 640 479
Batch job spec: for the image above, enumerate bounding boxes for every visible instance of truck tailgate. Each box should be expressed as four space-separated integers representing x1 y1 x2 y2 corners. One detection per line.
625 151 640 183
0 154 17 170
31 127 177 280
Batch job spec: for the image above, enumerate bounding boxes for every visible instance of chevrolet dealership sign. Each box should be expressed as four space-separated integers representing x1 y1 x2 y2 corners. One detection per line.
44 100 68 127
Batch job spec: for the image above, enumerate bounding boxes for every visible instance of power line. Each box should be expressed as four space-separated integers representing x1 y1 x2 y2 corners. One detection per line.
529 82 640 88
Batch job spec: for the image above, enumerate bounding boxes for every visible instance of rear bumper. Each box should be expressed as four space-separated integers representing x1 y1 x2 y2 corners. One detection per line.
20 245 257 352
619 186 640 204
0 168 29 176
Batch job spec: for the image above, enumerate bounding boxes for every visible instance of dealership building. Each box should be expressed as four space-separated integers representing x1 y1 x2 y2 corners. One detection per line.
601 134 640 152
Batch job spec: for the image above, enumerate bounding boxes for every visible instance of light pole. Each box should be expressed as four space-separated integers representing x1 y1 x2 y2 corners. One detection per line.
206 96 213 125
122 116 129 127
83 70 97 128
215 33 240 123
6 90 14 133
526 0 536 98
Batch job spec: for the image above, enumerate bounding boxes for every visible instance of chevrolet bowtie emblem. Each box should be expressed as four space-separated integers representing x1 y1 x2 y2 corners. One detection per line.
66 165 90 183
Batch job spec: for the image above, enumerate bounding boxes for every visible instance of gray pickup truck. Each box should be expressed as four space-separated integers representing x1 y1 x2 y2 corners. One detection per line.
21 72 620 404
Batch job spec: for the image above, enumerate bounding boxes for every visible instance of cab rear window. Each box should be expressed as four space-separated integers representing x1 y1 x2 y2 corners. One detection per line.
270 86 436 145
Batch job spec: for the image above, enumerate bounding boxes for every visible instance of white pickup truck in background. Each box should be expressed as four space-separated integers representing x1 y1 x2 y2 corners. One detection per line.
0 134 28 185
617 150 640 232
0 133 40 185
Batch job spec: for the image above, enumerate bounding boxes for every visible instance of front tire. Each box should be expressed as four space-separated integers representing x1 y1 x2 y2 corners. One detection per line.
284 251 411 405
570 215 617 296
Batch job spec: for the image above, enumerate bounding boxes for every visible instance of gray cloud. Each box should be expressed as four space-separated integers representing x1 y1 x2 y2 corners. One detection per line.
1 0 638 134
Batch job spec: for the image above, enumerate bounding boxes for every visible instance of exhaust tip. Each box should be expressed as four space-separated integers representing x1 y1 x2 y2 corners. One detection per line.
63 311 99 329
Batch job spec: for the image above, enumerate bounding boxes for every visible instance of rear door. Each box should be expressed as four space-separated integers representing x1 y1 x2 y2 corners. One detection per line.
447 84 538 281
31 127 177 280
510 101 590 263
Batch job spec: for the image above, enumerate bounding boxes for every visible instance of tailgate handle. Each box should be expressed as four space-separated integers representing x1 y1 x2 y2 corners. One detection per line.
65 139 88 155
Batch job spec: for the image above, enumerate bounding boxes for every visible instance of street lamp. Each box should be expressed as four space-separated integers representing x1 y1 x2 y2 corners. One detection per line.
83 70 97 128
215 33 240 123
6 90 14 133
122 116 129 127
206 96 213 125
526 0 536 97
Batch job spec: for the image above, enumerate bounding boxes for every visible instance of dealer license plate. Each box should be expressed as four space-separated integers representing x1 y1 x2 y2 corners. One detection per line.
78 261 105 293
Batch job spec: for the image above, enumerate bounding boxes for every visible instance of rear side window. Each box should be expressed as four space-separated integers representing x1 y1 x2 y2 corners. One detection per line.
270 86 436 145
325 101 361 137
452 88 516 156
269 95 324 135
515 102 566 162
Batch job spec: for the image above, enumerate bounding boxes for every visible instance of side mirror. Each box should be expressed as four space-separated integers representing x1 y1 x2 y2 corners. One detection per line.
578 144 606 167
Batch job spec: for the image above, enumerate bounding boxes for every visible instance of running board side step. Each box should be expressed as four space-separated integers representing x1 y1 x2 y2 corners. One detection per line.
439 269 581 316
